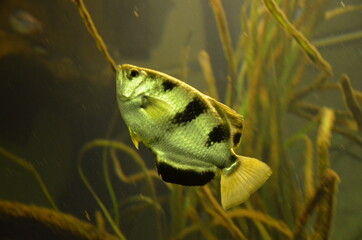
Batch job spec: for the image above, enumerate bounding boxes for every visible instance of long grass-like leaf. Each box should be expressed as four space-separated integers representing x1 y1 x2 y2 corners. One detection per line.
0 146 58 211
209 0 236 106
78 141 126 240
263 0 332 75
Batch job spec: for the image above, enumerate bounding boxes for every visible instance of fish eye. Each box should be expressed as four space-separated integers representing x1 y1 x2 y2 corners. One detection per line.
129 69 139 79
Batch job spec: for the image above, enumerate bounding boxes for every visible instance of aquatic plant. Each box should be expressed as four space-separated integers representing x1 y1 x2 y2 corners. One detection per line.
1 0 361 239
68 0 362 239
0 200 118 240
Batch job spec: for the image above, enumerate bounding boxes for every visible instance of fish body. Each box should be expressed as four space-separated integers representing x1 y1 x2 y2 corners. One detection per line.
116 64 271 209
9 10 42 35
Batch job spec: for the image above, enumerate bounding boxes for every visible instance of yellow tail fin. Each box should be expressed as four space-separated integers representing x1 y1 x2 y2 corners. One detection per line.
220 156 272 210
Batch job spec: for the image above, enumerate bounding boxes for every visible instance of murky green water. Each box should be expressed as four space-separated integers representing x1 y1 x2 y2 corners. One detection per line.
1 0 361 239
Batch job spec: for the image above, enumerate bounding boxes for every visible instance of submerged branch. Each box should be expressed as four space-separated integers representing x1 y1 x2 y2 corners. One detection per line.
71 0 117 72
0 201 118 240
317 108 335 180
293 170 339 240
201 186 247 240
227 209 293 239
313 169 339 240
340 74 362 130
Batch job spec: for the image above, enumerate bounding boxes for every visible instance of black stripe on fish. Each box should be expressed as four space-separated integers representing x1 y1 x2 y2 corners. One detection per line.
162 79 177 91
206 124 230 147
233 132 242 146
171 97 207 125
156 161 215 186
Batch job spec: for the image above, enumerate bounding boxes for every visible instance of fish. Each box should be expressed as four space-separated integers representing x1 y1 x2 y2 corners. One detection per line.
9 10 42 35
116 64 272 210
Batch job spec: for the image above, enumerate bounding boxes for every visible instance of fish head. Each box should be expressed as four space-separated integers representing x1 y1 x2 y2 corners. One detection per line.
116 64 150 100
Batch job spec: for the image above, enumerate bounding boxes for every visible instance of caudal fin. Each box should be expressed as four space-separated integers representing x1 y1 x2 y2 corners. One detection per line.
221 156 272 210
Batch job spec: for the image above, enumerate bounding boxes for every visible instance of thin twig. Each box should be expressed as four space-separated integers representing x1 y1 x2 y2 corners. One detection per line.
202 186 247 240
227 209 293 239
340 74 362 130
71 0 117 72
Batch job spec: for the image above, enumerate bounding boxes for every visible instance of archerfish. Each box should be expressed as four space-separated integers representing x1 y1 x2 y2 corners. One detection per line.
116 64 272 210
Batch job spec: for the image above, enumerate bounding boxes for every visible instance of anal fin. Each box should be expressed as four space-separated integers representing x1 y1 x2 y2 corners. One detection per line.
128 127 141 149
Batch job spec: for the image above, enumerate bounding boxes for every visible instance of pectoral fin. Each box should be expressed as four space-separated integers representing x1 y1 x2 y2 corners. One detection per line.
142 96 170 119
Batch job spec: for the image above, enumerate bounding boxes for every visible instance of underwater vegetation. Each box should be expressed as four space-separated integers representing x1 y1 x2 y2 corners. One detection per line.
0 0 361 239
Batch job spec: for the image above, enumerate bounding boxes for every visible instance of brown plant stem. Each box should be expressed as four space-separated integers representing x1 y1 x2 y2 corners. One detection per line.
313 168 339 240
340 74 362 130
0 201 118 240
71 0 117 72
290 102 362 147
293 170 339 240
172 207 217 240
227 209 292 239
209 0 236 106
317 108 334 180
198 50 220 101
110 147 161 183
304 136 314 200
202 186 247 240
263 0 332 75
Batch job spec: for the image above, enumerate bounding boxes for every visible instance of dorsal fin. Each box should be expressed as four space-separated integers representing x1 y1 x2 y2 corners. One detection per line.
207 97 244 148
